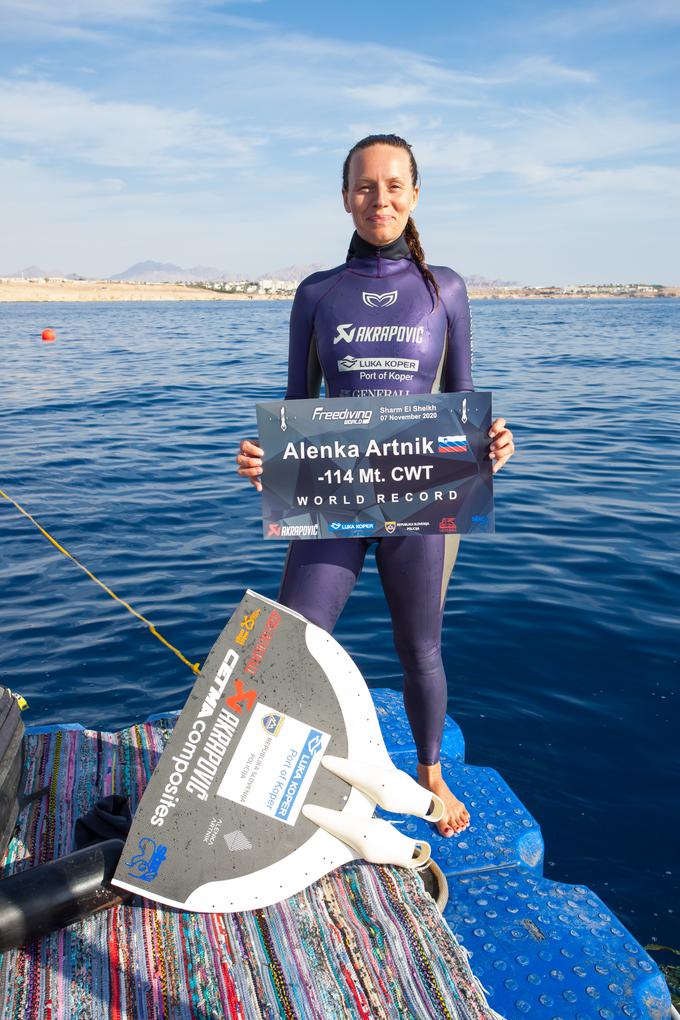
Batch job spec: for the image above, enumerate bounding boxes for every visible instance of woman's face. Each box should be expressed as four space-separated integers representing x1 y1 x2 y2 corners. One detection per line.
343 143 419 247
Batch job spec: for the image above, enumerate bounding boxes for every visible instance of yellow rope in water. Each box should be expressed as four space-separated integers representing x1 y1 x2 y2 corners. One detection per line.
0 487 201 675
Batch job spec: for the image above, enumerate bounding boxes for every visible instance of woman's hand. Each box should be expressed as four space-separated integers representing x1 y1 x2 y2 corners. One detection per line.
236 439 264 492
488 418 515 474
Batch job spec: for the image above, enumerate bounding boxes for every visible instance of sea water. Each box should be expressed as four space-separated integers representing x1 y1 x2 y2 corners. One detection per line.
0 298 678 949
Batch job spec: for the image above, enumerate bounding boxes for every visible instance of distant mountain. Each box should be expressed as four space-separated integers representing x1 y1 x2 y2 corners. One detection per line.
4 265 82 279
109 260 327 284
464 273 520 288
110 260 271 283
4 260 522 288
13 264 52 278
109 261 222 283
259 263 326 282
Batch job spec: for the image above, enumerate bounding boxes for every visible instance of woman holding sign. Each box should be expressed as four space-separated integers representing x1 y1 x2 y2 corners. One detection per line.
237 135 514 838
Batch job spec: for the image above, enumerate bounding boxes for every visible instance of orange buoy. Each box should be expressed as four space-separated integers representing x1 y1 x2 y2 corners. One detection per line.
41 328 56 342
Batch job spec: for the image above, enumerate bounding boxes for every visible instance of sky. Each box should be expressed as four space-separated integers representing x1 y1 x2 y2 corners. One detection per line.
1 0 679 284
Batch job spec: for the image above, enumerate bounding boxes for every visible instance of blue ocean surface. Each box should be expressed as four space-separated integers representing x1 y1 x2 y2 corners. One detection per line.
0 298 678 950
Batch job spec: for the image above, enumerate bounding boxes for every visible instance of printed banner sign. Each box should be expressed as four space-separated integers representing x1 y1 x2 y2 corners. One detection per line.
256 392 494 539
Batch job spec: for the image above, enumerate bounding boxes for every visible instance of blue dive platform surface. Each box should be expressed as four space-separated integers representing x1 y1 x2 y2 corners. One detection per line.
372 687 672 1020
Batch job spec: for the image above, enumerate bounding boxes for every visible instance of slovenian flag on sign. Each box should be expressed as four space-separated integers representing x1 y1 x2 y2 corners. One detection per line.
438 435 468 453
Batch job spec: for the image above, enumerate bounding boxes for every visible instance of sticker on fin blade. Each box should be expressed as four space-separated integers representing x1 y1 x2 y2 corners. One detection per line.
217 703 330 826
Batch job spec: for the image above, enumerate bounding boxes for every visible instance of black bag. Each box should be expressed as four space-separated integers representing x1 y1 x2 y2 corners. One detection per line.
0 687 25 860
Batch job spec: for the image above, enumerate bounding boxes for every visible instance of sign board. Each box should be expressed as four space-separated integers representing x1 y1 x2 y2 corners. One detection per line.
256 392 493 539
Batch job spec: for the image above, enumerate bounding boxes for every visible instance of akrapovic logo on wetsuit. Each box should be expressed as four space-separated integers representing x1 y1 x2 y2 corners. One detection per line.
312 406 373 425
333 324 425 345
362 290 398 308
337 356 419 373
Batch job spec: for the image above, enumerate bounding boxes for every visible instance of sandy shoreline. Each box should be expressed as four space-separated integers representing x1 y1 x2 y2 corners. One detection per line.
1 278 677 303
0 279 291 302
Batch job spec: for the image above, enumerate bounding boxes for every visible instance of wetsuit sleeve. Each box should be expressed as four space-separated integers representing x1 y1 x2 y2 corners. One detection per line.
285 281 322 399
441 272 474 392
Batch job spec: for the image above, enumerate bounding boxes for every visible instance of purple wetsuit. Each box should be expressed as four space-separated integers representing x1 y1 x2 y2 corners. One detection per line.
278 231 474 764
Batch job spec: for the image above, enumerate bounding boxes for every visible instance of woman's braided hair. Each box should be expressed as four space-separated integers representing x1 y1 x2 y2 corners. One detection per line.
342 133 440 306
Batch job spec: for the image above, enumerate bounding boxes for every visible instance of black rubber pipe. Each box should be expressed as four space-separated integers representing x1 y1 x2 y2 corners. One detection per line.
0 838 129 951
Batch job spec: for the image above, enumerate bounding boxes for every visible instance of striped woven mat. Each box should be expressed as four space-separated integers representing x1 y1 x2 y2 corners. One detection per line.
0 719 503 1020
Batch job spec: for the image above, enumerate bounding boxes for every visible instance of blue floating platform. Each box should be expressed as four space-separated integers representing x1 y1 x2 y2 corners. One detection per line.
370 686 465 760
371 688 672 1020
444 868 670 1020
384 754 544 877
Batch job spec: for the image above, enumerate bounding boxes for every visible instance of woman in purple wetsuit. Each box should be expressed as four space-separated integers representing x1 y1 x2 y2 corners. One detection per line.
237 135 515 837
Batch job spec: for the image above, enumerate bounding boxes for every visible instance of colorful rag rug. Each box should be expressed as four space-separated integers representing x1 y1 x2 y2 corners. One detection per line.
0 719 503 1020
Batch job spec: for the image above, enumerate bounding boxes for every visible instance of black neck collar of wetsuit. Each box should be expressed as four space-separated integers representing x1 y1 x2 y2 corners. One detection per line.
346 230 411 262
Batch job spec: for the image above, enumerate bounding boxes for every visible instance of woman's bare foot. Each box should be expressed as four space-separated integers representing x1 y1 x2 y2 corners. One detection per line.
417 762 470 838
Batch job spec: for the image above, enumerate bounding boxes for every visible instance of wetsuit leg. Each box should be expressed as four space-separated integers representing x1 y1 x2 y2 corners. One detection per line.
375 534 460 765
278 538 368 632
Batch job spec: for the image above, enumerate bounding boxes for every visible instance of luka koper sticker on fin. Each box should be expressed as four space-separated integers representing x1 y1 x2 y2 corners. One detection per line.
112 591 417 913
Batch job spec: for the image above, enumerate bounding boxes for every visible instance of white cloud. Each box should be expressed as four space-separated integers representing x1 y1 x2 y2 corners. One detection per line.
412 133 498 179
505 104 680 170
382 102 680 205
171 32 595 121
0 0 172 36
504 57 597 85
536 0 680 37
512 162 680 200
0 78 264 172
0 0 269 42
341 83 479 111
0 0 263 21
